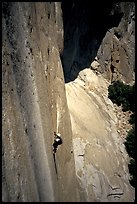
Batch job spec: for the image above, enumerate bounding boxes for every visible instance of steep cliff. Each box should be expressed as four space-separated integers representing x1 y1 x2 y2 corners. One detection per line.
96 2 135 84
61 2 135 84
2 2 78 202
66 68 135 202
2 2 135 202
63 1 135 202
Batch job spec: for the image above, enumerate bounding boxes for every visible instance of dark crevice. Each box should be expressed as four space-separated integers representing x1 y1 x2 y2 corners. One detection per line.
53 153 58 176
111 64 115 73
61 1 123 83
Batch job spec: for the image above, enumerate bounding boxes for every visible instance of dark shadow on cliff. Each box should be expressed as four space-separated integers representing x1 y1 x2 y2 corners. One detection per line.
61 1 123 83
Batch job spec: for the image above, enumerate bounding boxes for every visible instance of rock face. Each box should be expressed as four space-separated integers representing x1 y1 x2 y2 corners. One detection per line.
66 69 135 202
2 2 79 202
96 2 135 84
2 2 135 202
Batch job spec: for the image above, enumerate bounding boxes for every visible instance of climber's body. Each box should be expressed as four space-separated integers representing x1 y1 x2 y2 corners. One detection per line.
53 132 62 153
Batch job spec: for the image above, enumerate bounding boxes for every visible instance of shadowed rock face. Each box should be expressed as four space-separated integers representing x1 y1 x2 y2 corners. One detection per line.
2 2 79 202
61 2 135 84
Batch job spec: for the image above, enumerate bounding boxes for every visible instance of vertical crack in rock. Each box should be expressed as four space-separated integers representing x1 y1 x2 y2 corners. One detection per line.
2 2 79 202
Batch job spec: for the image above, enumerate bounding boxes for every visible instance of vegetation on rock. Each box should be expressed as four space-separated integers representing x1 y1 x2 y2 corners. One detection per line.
108 80 135 187
124 126 135 158
108 80 135 112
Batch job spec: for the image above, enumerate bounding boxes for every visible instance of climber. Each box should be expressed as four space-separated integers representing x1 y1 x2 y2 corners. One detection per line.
53 132 63 153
